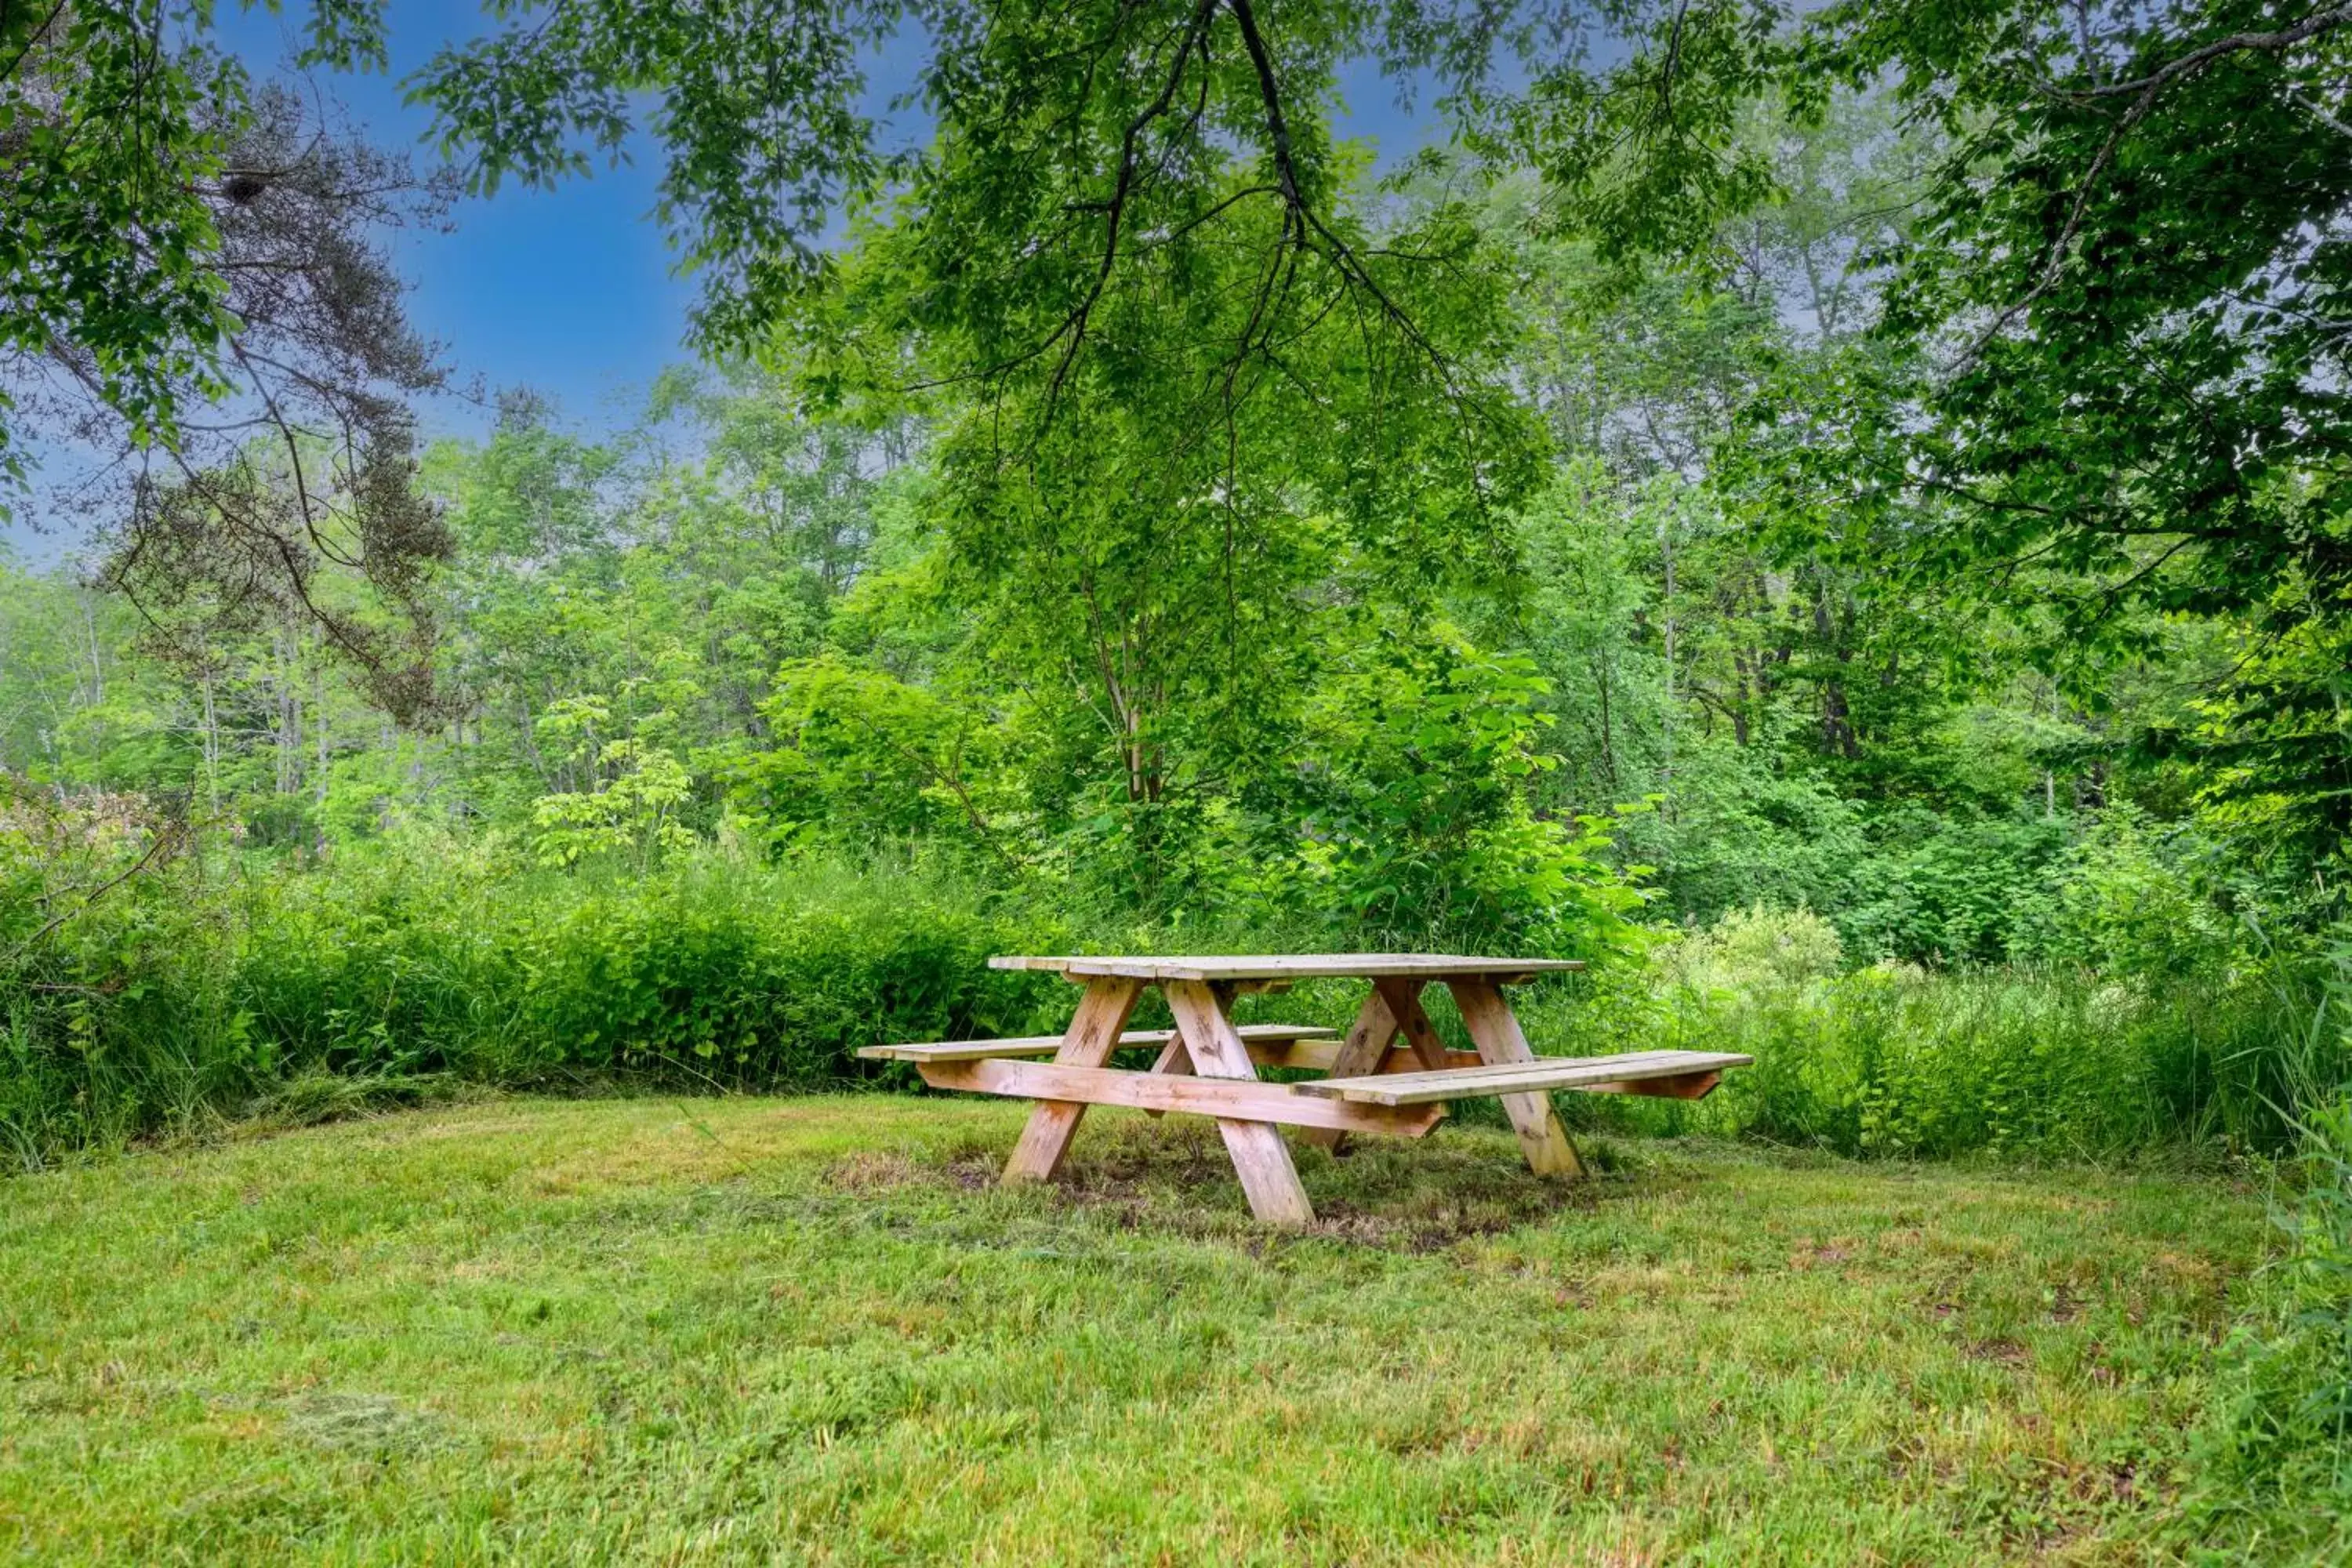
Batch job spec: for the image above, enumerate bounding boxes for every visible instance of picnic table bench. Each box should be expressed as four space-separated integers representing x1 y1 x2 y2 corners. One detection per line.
856 954 1748 1228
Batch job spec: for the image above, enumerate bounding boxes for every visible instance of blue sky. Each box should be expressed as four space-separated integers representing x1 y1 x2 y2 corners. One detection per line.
226 4 1444 441
5 6 1443 563
221 1 698 437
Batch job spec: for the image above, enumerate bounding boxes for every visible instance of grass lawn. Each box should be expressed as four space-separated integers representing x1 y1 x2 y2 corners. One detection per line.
0 1096 2271 1564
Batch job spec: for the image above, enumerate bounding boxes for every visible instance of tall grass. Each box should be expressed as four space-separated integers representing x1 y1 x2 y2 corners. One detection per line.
233 849 1074 1085
1 837 1074 1170
5 835 2346 1177
1491 908 2346 1163
2184 938 2352 1561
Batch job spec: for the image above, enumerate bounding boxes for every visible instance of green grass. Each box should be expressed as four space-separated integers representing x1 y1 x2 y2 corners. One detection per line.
0 1098 2274 1564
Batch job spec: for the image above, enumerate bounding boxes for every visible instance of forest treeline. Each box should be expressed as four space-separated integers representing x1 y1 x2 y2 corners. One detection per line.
7 97 2336 955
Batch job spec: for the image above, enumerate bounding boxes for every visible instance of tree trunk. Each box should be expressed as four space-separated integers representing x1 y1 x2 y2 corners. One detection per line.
1658 506 1677 818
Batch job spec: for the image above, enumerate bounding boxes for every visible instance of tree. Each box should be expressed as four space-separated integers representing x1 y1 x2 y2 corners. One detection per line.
1530 1 2352 841
2 1 391 461
411 1 1622 383
8 0 1654 723
5 5 456 713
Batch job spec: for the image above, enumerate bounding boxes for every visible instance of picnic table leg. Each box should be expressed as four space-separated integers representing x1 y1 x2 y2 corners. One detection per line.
1446 978 1586 1180
1307 978 1455 1156
1000 975 1145 1185
1300 986 1399 1154
1165 980 1316 1228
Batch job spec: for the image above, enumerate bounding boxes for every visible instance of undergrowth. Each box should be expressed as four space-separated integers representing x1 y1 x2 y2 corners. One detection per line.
2183 942 2352 1560
6 833 2343 1178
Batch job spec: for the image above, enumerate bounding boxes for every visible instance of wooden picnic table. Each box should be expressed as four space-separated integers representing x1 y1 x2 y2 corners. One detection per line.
858 954 1748 1228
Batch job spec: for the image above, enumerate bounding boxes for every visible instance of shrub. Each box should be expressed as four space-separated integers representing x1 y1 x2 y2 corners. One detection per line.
0 829 1073 1170
1514 905 2343 1163
1835 808 2073 965
1654 904 1844 993
1645 756 1875 924
4 813 2340 1178
503 862 1066 1085
2012 806 2241 979
2184 938 2352 1559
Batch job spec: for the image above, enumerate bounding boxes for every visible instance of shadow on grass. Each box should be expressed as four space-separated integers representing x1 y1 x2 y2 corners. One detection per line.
819 1114 1693 1253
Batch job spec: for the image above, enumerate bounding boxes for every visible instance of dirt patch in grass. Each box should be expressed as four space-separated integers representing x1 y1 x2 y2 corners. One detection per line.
815 1116 1658 1251
824 1147 1000 1195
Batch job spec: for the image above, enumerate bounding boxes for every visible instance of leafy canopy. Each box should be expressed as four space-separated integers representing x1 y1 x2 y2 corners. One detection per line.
1516 1 2352 840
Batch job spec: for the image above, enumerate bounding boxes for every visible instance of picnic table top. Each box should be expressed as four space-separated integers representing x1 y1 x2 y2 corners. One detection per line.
987 953 1585 982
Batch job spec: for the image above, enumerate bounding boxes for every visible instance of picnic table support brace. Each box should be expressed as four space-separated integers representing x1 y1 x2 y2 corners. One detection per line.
1371 978 1461 1074
1139 1033 1191 1120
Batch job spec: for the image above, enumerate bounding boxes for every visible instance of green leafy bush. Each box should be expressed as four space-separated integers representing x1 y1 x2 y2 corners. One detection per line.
1655 903 1845 993
3 801 2336 1178
1515 905 2341 1163
2012 806 2240 979
1 826 1072 1169
2187 939 2352 1560
1835 808 2073 966
1646 757 1875 924
503 863 1064 1085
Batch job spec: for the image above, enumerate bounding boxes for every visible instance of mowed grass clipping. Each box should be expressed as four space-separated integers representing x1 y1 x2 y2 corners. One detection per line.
0 1098 2267 1565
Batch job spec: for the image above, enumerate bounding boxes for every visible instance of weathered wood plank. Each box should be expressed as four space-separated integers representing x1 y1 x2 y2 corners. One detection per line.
1301 985 1400 1153
1371 1049 1738 1097
1296 1055 1735 1103
1370 978 1456 1071
916 1059 1446 1138
1300 1047 1714 1094
1136 1028 1194 1120
991 954 1584 982
1164 979 1317 1228
1048 975 1301 996
1295 1050 1755 1106
1584 1070 1725 1101
1263 1040 1481 1073
1000 976 1142 1184
858 1024 1338 1064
